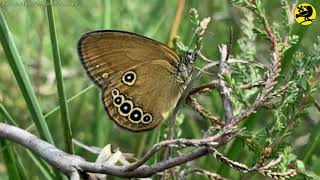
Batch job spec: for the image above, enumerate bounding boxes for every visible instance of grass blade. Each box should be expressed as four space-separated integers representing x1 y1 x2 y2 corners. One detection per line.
301 121 320 163
0 140 21 180
44 85 94 119
0 103 18 126
92 88 108 146
0 9 54 144
26 150 55 180
0 103 56 179
14 148 28 179
101 0 111 28
46 0 74 154
0 109 25 179
25 85 94 131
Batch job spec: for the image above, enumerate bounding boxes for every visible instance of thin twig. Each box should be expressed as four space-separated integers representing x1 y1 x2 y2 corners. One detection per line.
188 79 265 96
189 80 219 95
228 59 267 69
217 45 233 125
226 26 233 62
186 96 224 127
179 168 229 180
240 80 266 89
125 123 235 171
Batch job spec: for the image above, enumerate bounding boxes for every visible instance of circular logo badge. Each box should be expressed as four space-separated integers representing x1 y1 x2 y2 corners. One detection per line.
294 3 316 25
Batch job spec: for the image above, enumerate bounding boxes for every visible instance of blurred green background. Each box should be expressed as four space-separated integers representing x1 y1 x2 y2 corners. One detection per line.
0 0 319 179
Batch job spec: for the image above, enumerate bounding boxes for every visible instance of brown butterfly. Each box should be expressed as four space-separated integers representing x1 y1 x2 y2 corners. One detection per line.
77 30 195 132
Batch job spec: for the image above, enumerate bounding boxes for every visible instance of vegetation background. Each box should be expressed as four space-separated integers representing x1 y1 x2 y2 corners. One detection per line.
0 0 319 179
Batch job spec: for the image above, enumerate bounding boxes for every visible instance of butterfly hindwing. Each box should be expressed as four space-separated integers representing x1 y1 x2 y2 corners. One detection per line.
102 61 184 131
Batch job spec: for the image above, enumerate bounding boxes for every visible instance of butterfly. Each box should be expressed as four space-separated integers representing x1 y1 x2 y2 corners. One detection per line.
77 30 196 132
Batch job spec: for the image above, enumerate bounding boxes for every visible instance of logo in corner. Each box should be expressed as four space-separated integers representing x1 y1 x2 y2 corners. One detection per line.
294 3 316 25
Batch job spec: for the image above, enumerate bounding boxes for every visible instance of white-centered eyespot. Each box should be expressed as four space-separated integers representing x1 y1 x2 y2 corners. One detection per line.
128 107 143 124
122 71 136 86
118 99 133 117
142 113 153 124
113 94 124 107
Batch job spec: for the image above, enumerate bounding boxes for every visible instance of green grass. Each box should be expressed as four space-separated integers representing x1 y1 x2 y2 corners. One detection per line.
0 140 21 180
0 9 54 144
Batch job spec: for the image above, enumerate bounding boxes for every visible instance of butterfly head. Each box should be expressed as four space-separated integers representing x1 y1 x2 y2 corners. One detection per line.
183 50 198 64
177 51 198 83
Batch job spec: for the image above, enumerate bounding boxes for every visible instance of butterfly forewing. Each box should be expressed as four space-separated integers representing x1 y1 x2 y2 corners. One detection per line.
78 30 185 132
78 30 180 87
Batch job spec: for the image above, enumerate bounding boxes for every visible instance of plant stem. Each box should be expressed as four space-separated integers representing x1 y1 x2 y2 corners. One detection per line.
167 0 185 47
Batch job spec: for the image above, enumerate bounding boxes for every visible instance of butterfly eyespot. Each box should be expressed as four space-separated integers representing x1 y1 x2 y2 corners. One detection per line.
128 107 143 123
142 113 153 124
122 71 136 86
112 89 119 97
113 95 124 107
118 100 133 116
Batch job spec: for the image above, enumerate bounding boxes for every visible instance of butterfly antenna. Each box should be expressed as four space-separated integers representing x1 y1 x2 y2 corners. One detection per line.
194 65 215 75
187 30 197 50
199 52 214 63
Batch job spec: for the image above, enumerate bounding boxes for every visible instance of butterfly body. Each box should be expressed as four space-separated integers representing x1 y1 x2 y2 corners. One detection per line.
78 30 194 132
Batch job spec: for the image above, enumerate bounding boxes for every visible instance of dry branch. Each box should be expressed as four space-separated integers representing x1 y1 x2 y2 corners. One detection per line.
0 123 235 179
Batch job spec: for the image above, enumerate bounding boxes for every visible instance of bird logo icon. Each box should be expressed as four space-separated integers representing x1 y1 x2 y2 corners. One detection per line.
294 3 316 25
